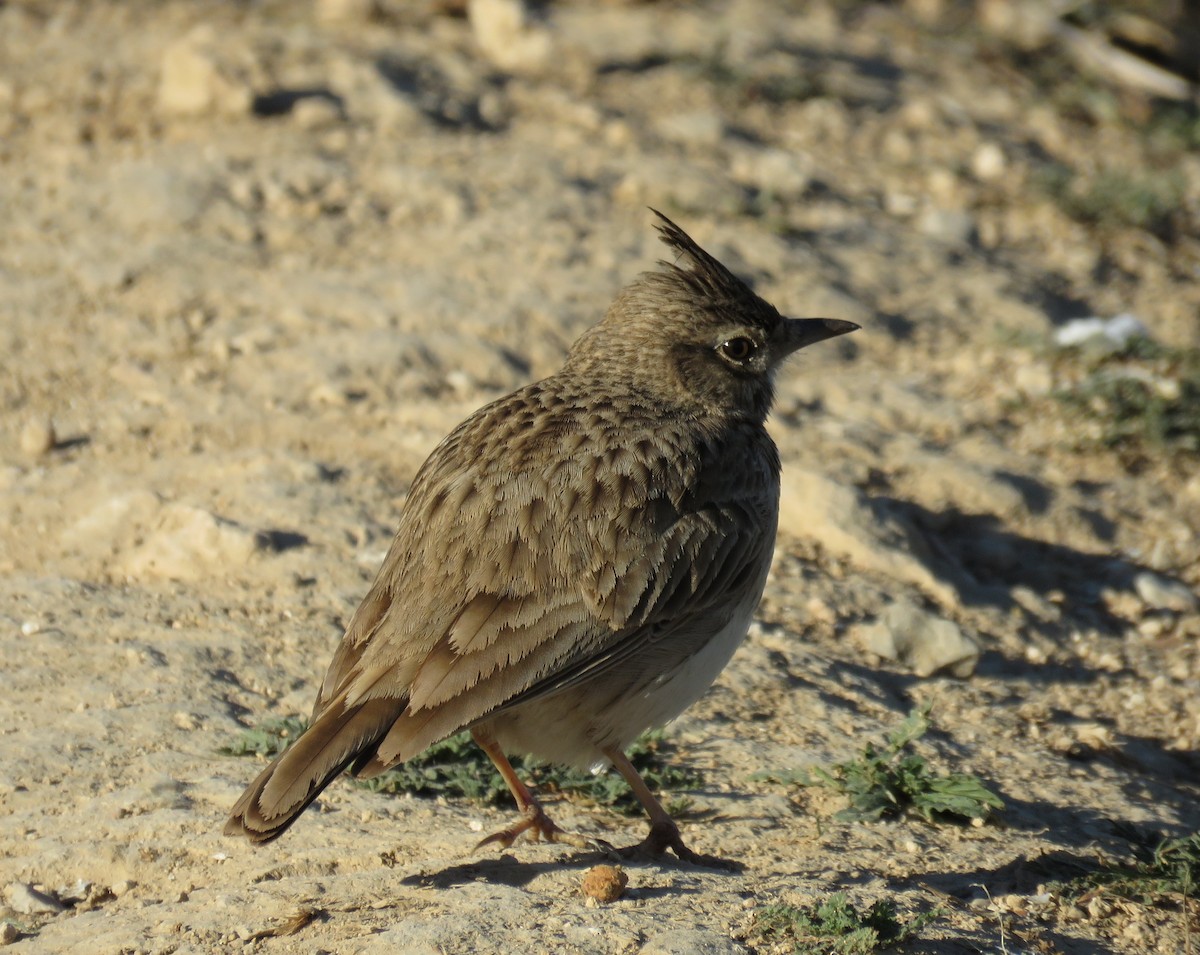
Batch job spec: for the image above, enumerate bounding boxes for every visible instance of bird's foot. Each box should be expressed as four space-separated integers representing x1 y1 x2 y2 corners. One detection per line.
617 819 739 870
475 801 600 852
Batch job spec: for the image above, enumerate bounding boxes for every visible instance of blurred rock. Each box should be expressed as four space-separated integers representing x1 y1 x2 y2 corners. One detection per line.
4 882 65 915
157 25 253 116
860 599 981 677
971 142 1006 181
612 158 745 216
976 0 1057 50
917 207 975 245
292 96 344 129
0 921 17 945
656 110 725 147
1054 313 1149 350
1134 572 1197 612
469 0 552 74
315 0 376 23
1011 360 1053 397
730 146 813 198
18 417 55 458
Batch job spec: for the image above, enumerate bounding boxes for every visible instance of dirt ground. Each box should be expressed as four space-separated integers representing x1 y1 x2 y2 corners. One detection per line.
2 1 1198 952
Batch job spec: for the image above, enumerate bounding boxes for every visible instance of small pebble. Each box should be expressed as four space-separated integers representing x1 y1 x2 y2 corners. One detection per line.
19 418 56 458
0 922 18 945
5 882 64 915
971 142 1006 181
581 864 628 903
1134 572 1197 612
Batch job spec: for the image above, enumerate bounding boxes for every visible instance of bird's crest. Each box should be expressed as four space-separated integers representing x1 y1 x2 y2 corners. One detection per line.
650 209 776 322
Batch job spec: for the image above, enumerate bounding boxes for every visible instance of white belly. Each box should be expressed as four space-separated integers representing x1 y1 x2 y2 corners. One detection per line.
485 583 763 770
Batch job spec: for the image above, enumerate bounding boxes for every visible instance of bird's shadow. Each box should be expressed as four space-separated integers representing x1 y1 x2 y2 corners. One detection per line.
400 842 743 890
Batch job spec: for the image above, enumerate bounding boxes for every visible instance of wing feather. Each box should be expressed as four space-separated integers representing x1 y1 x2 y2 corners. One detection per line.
306 383 779 774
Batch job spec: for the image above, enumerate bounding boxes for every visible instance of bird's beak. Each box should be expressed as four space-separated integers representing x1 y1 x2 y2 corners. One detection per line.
780 318 860 355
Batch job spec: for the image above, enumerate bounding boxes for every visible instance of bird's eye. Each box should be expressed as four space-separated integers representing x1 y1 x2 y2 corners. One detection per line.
718 337 756 363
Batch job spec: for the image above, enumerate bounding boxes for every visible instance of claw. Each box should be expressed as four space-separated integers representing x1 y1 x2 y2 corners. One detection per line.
474 800 598 853
615 819 737 869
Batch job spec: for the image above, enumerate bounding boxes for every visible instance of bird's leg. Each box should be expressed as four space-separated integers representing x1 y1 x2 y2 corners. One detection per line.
602 745 733 868
471 728 595 851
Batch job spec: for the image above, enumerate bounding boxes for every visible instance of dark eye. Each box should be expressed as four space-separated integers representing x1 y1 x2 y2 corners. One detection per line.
718 337 756 362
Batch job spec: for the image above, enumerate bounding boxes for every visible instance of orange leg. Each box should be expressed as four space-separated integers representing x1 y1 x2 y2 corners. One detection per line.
471 728 595 851
602 745 733 868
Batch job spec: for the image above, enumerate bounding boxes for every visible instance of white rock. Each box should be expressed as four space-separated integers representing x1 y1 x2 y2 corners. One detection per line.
1054 313 1149 349
971 142 1006 181
4 882 65 915
468 0 551 73
1134 572 1198 612
860 599 981 677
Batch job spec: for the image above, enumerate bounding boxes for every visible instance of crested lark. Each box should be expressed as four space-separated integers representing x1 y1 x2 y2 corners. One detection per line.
226 212 858 863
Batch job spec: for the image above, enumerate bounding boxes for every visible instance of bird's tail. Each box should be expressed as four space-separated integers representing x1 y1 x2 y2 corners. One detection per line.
224 696 406 844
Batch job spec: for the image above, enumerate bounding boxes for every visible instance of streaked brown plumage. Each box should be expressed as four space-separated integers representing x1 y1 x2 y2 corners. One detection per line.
225 212 858 862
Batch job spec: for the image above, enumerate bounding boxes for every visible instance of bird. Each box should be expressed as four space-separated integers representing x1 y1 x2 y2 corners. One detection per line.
225 211 858 864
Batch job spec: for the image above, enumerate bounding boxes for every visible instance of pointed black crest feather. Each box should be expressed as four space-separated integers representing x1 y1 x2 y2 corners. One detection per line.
649 208 778 326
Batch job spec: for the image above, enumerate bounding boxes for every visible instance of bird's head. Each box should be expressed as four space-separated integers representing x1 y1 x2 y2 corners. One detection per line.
564 211 859 423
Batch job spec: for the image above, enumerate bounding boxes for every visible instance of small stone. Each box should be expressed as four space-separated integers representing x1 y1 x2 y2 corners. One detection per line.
1134 572 1197 612
657 110 725 147
730 146 812 198
860 599 981 677
1054 314 1149 350
1011 360 1053 397
916 207 975 245
0 922 17 945
1121 920 1151 945
884 191 918 217
315 0 375 22
5 882 65 915
157 26 253 116
971 142 1006 181
292 96 343 129
111 880 136 897
468 0 551 73
19 417 56 457
581 865 627 904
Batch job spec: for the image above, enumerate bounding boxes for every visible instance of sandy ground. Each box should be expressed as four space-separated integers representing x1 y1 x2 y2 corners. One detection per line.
2 1 1198 952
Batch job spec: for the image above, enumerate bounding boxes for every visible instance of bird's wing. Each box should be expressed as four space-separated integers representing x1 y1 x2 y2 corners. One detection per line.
310 390 777 768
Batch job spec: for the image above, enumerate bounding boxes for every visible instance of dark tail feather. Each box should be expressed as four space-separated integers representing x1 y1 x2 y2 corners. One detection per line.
224 697 406 844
